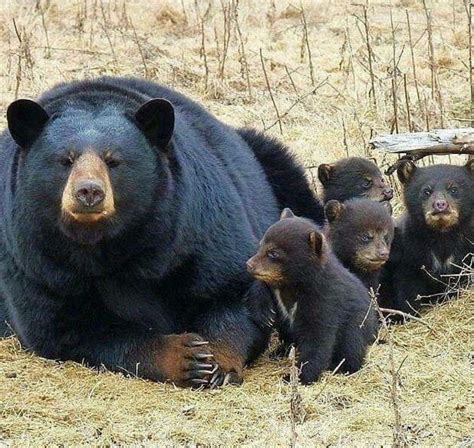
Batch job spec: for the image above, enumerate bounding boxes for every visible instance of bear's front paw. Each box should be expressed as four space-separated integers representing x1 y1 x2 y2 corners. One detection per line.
207 343 245 388
159 333 217 388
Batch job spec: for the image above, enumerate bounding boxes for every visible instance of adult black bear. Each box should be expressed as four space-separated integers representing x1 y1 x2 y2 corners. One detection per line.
237 128 326 224
0 77 324 387
380 160 474 314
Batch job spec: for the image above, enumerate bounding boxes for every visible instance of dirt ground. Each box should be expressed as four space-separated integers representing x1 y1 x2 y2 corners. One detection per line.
0 0 473 446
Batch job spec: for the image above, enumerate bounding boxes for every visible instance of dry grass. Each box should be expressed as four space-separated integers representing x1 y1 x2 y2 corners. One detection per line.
0 0 473 446
1 295 472 446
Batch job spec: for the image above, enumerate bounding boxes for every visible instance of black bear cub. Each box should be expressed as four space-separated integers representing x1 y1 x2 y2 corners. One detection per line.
318 157 393 204
325 199 394 291
246 209 378 385
380 160 474 314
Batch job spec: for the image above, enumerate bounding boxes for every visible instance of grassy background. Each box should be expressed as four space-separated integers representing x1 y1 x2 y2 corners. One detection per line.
0 0 473 445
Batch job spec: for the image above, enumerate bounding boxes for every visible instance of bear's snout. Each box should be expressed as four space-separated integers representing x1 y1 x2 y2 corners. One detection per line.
75 180 105 209
61 151 115 224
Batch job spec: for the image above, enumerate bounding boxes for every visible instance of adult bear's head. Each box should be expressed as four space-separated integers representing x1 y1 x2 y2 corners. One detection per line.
7 98 175 245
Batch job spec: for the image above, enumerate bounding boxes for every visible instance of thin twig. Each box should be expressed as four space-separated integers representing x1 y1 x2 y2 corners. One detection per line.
464 0 473 127
234 0 252 98
390 9 399 134
130 17 149 78
369 291 405 447
288 346 303 448
260 48 283 134
379 307 434 330
264 78 328 132
300 3 315 86
362 5 377 110
405 10 422 116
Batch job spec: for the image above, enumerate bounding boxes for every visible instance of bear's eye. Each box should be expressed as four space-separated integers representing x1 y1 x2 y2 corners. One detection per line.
59 152 75 167
423 187 432 197
362 178 373 189
104 152 121 168
267 249 280 260
361 234 373 243
448 186 458 195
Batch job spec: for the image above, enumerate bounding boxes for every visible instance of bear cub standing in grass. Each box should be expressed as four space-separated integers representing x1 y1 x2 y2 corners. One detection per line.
247 209 378 385
318 157 393 205
380 160 474 314
325 199 394 291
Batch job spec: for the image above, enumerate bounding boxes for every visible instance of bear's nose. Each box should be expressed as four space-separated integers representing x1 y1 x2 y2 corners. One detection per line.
383 187 393 200
75 180 105 208
377 248 390 260
246 259 256 273
434 199 448 212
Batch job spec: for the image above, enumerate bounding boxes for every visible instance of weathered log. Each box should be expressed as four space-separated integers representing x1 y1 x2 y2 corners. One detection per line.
369 128 474 175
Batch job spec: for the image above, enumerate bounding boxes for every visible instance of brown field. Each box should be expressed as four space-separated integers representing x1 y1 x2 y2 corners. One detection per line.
0 0 473 446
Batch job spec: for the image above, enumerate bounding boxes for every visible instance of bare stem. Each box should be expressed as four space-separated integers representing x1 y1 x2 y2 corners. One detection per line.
260 48 283 134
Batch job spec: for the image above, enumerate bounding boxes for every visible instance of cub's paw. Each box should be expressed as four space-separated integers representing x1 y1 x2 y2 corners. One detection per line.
282 361 322 385
298 361 323 385
159 333 217 388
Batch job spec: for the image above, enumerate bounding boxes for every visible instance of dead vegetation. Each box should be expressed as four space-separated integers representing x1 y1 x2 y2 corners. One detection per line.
0 0 473 446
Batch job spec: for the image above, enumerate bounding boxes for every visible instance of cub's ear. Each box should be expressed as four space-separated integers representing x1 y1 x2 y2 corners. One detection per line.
280 208 295 220
465 158 474 176
309 231 324 255
397 160 417 184
134 98 175 150
7 99 49 149
317 163 334 185
325 200 344 223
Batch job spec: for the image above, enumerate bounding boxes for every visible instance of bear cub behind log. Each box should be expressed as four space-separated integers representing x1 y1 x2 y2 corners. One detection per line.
325 199 394 291
318 157 393 204
380 160 474 314
246 209 378 385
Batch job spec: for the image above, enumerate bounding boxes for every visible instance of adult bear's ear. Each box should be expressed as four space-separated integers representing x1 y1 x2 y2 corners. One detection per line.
7 99 49 149
309 230 324 256
134 99 175 150
325 200 344 223
397 160 416 184
280 208 295 220
318 163 334 185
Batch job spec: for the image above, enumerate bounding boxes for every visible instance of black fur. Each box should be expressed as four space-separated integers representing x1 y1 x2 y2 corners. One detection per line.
380 161 474 314
0 77 316 386
237 128 325 225
318 157 393 205
247 211 378 384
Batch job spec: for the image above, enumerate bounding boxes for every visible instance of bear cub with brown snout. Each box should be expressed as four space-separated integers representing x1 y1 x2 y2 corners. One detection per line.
247 209 378 385
318 157 393 204
379 160 474 314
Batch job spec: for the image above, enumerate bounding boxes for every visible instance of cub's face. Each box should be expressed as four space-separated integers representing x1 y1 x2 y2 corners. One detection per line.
352 228 392 272
398 161 474 232
246 240 287 285
325 199 394 272
318 157 393 203
7 98 175 244
247 209 324 286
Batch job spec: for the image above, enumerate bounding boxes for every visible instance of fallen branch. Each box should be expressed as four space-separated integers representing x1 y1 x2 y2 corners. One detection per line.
369 128 474 174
